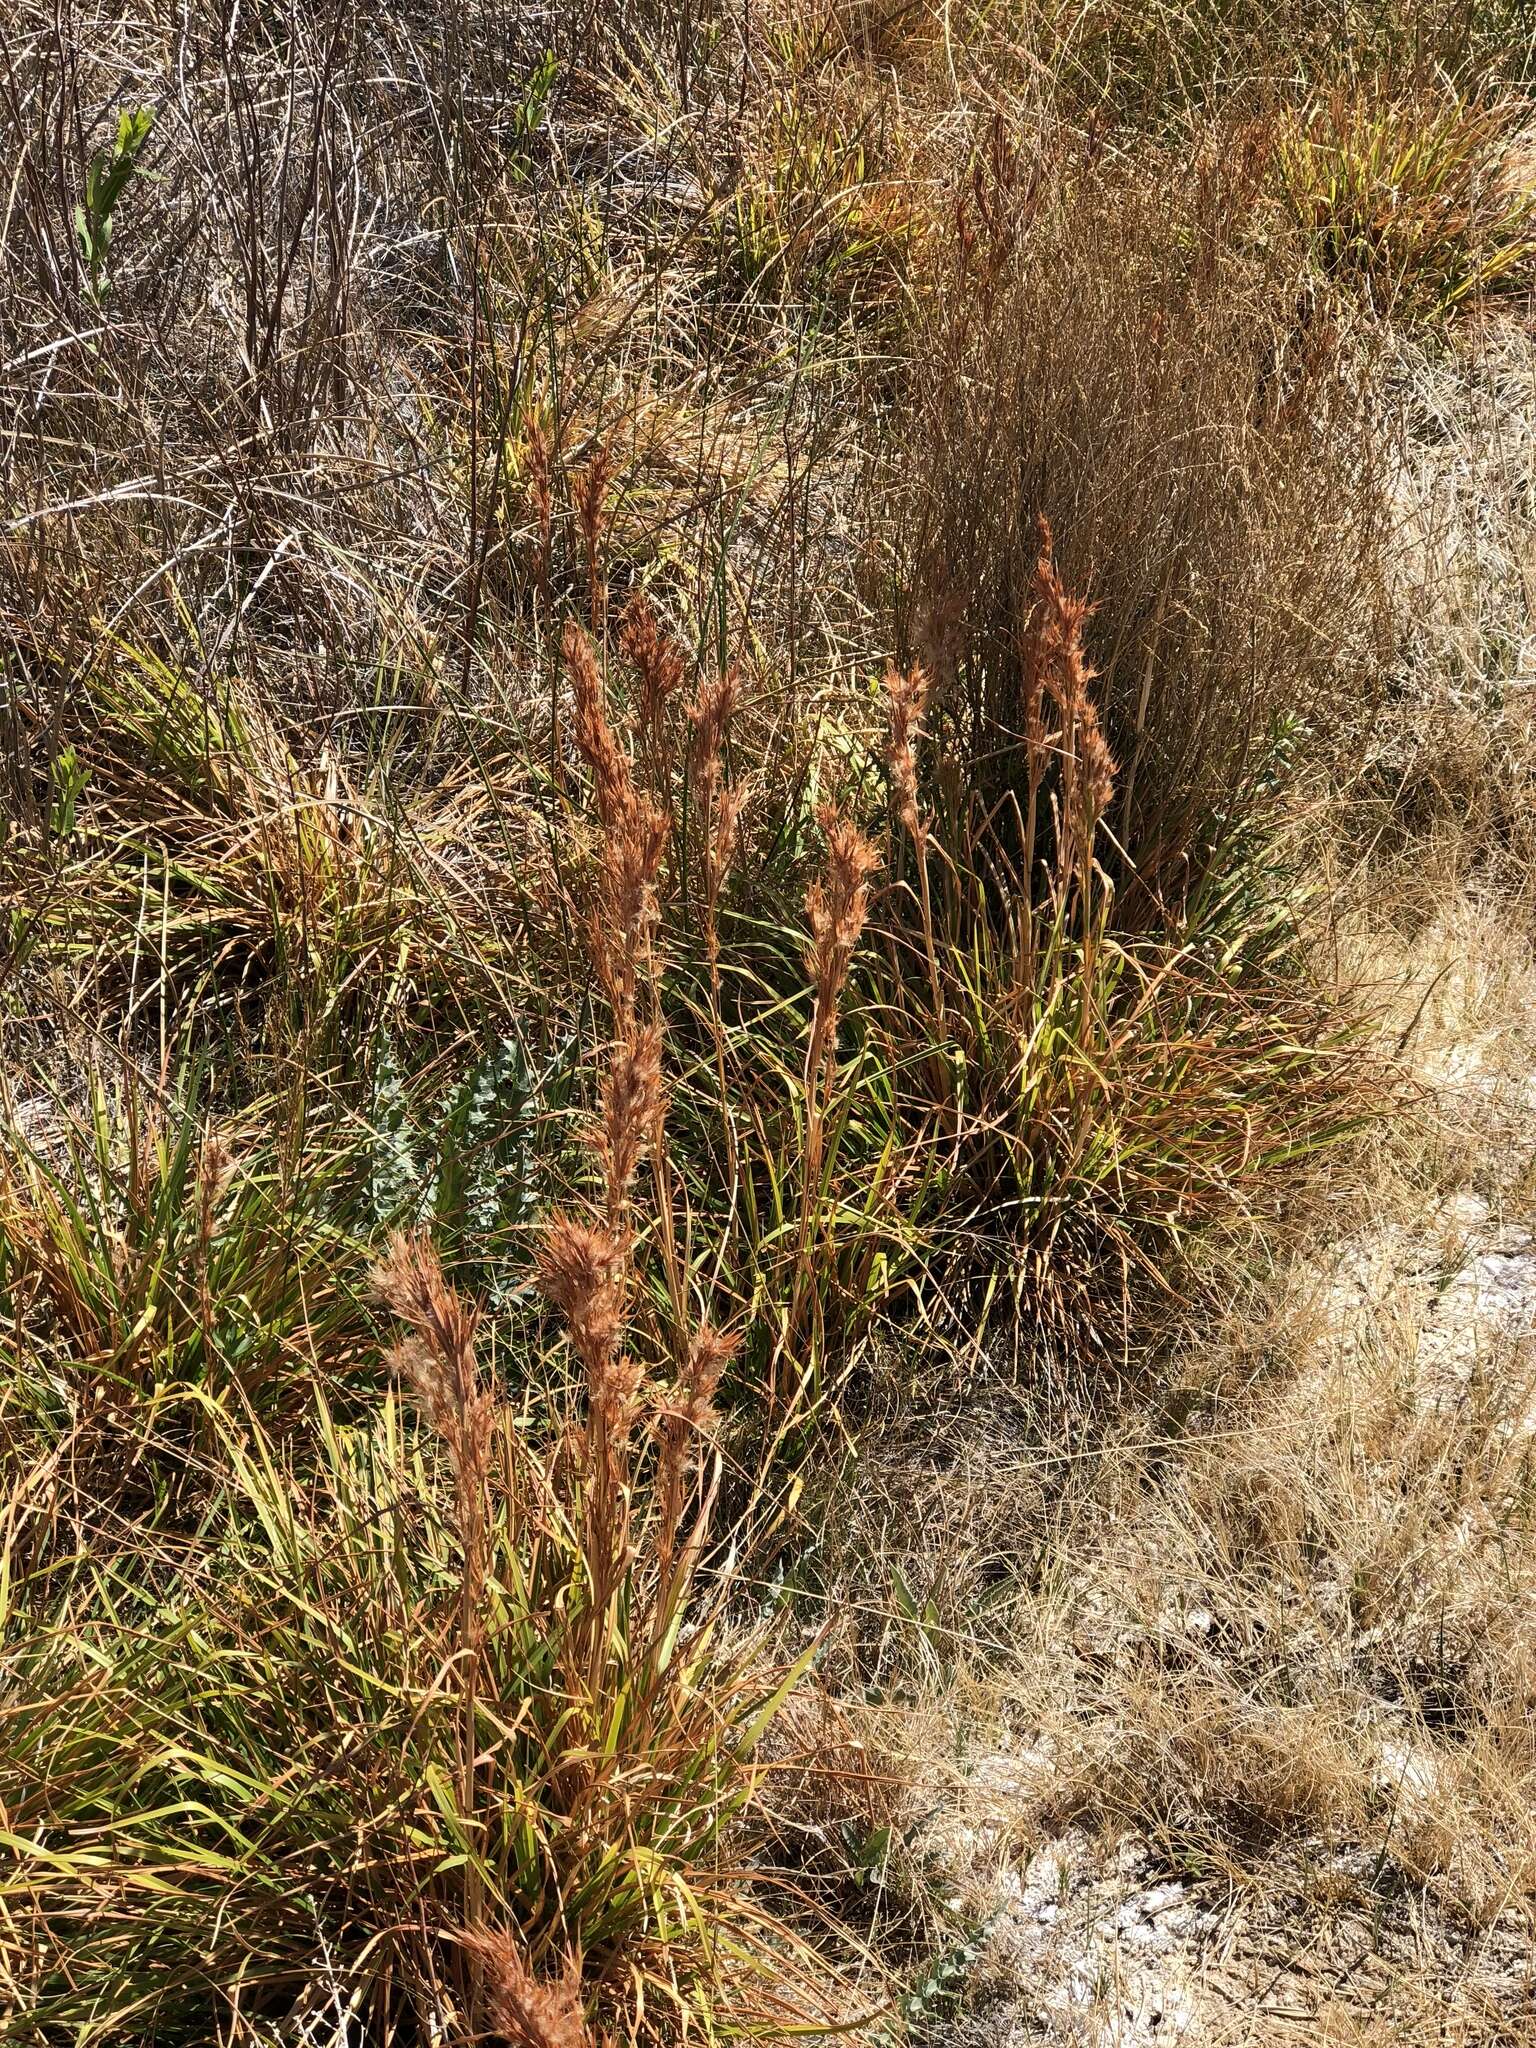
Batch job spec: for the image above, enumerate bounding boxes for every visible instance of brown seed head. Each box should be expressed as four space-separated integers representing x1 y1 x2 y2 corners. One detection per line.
590 1348 645 1434
595 792 668 1017
1031 517 1097 717
1079 701 1116 823
371 1233 480 1414
805 806 879 1017
574 442 613 552
574 441 614 622
383 1333 452 1439
714 785 743 878
680 1322 738 1435
619 590 686 742
371 1233 494 1551
594 1023 665 1221
537 1213 642 1428
462 1927 586 2048
564 622 669 1013
688 665 741 790
1026 515 1114 835
537 1216 624 1366
564 621 631 837
883 661 930 840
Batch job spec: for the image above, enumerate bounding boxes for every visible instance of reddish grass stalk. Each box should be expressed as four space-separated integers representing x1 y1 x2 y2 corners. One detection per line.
619 589 685 795
883 661 943 1022
653 1322 735 1615
778 806 879 1410
371 1231 495 1928
573 440 614 634
544 615 727 1684
563 621 668 1033
1022 517 1115 986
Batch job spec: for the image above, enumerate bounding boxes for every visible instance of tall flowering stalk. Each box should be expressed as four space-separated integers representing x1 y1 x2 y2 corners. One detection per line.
363 617 775 2039
563 619 668 1035
539 622 733 1689
1024 517 1116 988
619 589 685 797
371 1230 495 1930
776 805 880 1412
884 660 943 1022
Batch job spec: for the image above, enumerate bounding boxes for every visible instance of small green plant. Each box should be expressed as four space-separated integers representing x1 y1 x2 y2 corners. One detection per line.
876 1915 996 2043
506 48 557 186
74 106 154 300
511 48 558 142
729 100 911 316
45 743 88 845
368 1026 576 1297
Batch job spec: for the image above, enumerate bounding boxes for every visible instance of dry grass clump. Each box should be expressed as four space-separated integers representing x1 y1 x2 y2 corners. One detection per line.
755 1682 922 1904
898 136 1389 920
0 1067 359 1430
1040 1295 1536 1910
1011 0 1533 130
2 635 550 1072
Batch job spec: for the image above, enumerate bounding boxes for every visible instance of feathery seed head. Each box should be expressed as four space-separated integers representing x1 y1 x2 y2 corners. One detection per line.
594 1024 665 1219
805 806 879 1011
563 622 669 1013
564 622 632 836
688 665 741 786
371 1233 493 1565
1027 515 1115 840
714 785 743 876
463 1927 586 2048
574 443 613 554
537 1213 638 1427
619 591 686 742
371 1233 480 1401
883 661 931 840
680 1323 738 1435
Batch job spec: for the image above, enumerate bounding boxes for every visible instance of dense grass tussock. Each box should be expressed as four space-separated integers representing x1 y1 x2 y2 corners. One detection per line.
4 0 1535 2041
898 133 1391 916
6 1250 821 2044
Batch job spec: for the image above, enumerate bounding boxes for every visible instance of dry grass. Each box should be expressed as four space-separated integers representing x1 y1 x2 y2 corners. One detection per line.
893 131 1390 933
6 1 1536 2043
814 882 1536 2041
